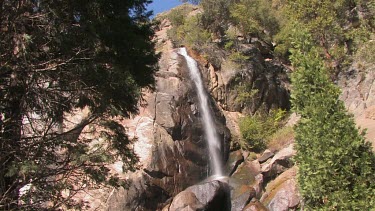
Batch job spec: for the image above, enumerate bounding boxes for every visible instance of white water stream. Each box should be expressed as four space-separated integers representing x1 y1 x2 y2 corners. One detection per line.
179 48 224 176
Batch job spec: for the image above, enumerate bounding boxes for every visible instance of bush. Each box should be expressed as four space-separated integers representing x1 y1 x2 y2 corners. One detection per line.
355 40 375 65
239 109 286 152
291 29 375 210
167 9 211 49
230 0 279 42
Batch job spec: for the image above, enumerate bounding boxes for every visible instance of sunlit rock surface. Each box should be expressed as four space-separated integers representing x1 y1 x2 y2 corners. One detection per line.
103 17 231 211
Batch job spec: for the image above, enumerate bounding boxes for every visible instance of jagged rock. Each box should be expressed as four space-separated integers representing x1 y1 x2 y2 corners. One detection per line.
196 44 291 114
229 160 263 211
168 180 230 211
338 63 375 146
258 149 274 163
260 167 300 211
225 150 244 176
261 144 295 180
339 63 375 118
252 174 264 198
231 186 256 211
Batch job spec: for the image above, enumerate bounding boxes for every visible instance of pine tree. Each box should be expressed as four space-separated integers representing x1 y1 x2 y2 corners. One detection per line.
0 0 158 209
290 27 375 210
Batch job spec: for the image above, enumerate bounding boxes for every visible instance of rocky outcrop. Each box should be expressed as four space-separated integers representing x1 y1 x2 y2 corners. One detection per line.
102 19 231 210
339 62 375 147
219 143 299 210
229 160 262 211
191 44 291 114
261 144 296 182
260 167 301 211
339 63 375 117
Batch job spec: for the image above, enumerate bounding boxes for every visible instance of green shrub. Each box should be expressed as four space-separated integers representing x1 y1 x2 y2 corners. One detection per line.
239 109 286 152
229 51 249 64
355 40 375 65
291 29 375 210
167 9 211 49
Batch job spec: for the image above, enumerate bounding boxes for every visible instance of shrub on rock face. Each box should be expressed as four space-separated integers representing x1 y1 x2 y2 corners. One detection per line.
291 29 375 210
239 109 286 152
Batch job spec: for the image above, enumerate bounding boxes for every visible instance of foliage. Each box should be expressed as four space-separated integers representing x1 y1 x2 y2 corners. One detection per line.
239 109 286 152
355 39 375 65
290 29 375 210
235 83 258 105
167 8 211 49
166 3 195 27
199 0 234 36
230 0 279 43
276 0 375 71
0 0 158 209
229 51 250 65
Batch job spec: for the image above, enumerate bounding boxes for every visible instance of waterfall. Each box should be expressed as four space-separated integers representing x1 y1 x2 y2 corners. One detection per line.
179 48 224 176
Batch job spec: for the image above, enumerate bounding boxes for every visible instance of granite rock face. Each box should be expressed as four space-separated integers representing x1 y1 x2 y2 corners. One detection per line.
338 63 375 146
104 20 231 211
190 46 291 114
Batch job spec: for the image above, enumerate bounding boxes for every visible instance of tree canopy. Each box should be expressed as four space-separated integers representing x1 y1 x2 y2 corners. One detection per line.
0 0 158 209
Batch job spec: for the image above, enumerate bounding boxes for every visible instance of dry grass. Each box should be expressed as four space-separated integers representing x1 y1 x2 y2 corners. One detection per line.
267 126 295 152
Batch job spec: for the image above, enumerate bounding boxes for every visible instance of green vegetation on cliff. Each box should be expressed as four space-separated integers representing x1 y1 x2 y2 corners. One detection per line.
290 27 375 210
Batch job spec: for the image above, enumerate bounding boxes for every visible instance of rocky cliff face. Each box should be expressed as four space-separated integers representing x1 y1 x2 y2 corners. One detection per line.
188 45 291 115
338 62 375 146
107 13 297 210
103 20 231 210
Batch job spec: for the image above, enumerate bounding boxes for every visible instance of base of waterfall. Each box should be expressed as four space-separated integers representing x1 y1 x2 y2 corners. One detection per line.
166 179 231 211
204 175 229 183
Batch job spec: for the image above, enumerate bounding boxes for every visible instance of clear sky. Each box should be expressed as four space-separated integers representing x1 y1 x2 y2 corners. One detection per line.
147 0 183 17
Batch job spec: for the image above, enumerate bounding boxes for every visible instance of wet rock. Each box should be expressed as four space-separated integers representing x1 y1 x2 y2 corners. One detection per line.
252 174 264 198
258 149 274 163
261 144 295 180
225 150 244 176
229 161 263 211
260 167 300 211
231 186 256 211
169 180 230 211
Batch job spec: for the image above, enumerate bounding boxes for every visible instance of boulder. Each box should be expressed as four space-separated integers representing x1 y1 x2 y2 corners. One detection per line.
168 180 230 211
258 149 274 163
261 144 295 180
260 167 300 211
225 150 244 176
230 186 256 211
229 160 263 211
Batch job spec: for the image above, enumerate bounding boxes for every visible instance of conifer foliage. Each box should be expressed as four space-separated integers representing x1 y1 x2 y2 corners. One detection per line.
290 28 375 210
0 0 158 209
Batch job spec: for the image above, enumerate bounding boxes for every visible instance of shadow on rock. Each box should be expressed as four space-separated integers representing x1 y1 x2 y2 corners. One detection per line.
166 179 231 211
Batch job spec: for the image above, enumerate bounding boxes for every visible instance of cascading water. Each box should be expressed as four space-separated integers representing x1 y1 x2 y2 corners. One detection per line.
179 48 224 177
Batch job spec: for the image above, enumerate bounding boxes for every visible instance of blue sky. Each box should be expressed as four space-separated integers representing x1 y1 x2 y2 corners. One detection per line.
147 0 183 16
